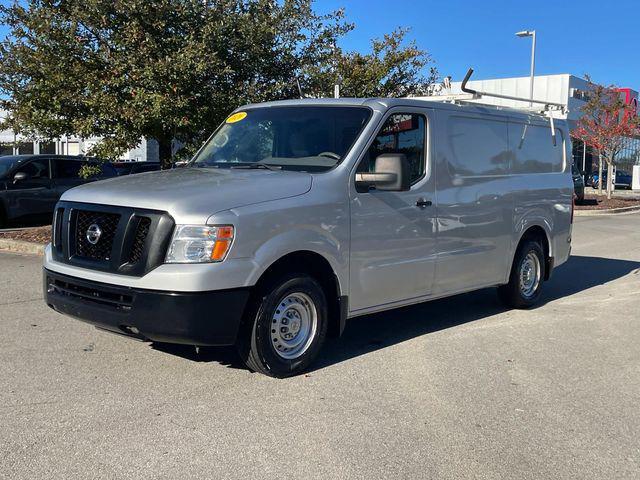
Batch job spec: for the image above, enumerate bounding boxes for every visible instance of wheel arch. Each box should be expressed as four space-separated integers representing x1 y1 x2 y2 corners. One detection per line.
513 224 553 281
251 250 347 338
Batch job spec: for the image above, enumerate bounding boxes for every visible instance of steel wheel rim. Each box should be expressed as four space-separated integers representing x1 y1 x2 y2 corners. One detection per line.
519 251 541 298
270 292 318 360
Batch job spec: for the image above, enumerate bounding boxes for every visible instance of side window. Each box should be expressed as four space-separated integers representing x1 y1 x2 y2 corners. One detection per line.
447 116 509 176
53 159 82 179
510 123 564 173
359 113 426 184
17 159 50 179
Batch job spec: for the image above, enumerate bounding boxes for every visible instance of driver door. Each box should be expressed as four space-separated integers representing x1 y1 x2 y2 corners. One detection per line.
349 108 437 313
6 158 57 222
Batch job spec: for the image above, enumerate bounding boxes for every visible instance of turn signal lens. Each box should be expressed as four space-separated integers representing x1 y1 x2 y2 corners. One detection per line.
210 226 234 261
165 225 235 263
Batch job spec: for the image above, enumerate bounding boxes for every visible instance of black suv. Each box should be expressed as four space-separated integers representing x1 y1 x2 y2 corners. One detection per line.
0 155 117 227
112 162 161 176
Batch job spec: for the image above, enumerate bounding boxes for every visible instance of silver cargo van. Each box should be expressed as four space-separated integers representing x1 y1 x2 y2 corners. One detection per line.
44 97 573 377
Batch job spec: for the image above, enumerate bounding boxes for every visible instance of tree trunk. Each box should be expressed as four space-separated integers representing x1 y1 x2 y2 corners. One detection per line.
606 161 614 200
158 137 172 170
597 154 603 195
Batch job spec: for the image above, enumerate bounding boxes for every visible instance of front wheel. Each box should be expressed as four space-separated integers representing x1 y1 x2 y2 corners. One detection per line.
237 273 328 378
498 240 546 309
0 204 7 229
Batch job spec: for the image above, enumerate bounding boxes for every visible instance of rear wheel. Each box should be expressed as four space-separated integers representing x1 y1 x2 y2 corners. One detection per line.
0 204 7 229
237 273 328 378
498 240 545 309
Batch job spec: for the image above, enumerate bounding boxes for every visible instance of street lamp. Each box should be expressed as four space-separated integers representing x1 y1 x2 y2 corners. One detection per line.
515 30 536 106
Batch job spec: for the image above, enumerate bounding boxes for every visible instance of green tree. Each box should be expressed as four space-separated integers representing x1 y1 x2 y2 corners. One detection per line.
303 28 437 98
0 0 437 166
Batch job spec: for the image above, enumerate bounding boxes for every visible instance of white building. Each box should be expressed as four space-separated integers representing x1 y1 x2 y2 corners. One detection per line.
0 110 159 162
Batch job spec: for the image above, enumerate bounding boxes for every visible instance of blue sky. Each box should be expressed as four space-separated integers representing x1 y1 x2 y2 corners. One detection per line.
319 0 639 89
0 0 636 89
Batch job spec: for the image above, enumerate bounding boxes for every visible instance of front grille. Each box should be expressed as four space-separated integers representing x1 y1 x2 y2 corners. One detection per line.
128 217 151 264
54 201 174 276
48 276 133 310
75 210 120 260
52 207 64 249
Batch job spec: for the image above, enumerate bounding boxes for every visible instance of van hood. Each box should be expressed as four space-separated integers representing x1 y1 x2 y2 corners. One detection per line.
61 167 313 224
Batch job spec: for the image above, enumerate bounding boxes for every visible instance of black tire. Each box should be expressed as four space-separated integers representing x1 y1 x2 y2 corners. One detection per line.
237 273 328 378
0 203 7 229
498 240 546 309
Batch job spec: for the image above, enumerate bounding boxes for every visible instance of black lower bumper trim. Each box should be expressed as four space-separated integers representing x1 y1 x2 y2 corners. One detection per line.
44 268 250 346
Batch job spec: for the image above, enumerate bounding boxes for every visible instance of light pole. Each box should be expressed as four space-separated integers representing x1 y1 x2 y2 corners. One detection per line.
515 30 536 106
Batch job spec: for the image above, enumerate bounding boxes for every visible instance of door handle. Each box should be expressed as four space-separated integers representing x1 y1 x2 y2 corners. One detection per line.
416 198 432 208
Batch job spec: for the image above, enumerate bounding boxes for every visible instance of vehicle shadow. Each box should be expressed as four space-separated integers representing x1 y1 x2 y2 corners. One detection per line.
152 255 640 373
315 255 640 371
151 343 246 370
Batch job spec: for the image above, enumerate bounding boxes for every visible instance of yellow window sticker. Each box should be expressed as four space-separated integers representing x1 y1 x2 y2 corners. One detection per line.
226 112 247 124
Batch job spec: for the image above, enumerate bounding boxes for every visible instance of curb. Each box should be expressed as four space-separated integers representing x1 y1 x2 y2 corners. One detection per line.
574 204 640 216
0 238 46 255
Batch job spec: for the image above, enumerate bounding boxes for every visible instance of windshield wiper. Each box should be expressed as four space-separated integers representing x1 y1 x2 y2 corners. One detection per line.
230 163 282 171
190 163 218 168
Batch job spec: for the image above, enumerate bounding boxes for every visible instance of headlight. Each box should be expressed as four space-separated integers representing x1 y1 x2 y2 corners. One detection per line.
165 225 234 263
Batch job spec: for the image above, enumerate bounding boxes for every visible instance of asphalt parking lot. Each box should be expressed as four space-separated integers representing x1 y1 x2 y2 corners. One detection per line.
1 214 639 480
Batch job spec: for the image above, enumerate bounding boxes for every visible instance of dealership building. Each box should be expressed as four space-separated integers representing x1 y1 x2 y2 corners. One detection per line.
446 73 640 179
0 110 159 162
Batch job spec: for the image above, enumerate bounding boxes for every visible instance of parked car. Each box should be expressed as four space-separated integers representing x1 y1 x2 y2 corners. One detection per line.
112 162 161 176
44 99 573 377
0 155 116 227
572 164 585 202
588 170 633 189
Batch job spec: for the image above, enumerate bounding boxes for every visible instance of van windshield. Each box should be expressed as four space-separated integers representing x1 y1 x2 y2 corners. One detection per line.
191 106 371 172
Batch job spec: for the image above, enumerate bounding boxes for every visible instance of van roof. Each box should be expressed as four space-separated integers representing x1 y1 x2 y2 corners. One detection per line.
239 97 564 124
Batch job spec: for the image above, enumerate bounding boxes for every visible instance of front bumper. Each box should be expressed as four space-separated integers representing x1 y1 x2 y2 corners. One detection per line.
44 268 250 346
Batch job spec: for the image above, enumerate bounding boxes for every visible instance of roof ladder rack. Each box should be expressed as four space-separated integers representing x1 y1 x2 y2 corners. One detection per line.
422 68 566 145
418 68 568 116
460 68 567 113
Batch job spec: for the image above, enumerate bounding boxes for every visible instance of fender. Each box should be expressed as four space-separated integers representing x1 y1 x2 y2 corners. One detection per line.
514 215 553 253
209 187 350 295
506 216 554 283
245 227 346 295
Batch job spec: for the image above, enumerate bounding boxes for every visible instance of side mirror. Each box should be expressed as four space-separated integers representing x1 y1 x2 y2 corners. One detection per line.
13 171 28 184
355 153 410 192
